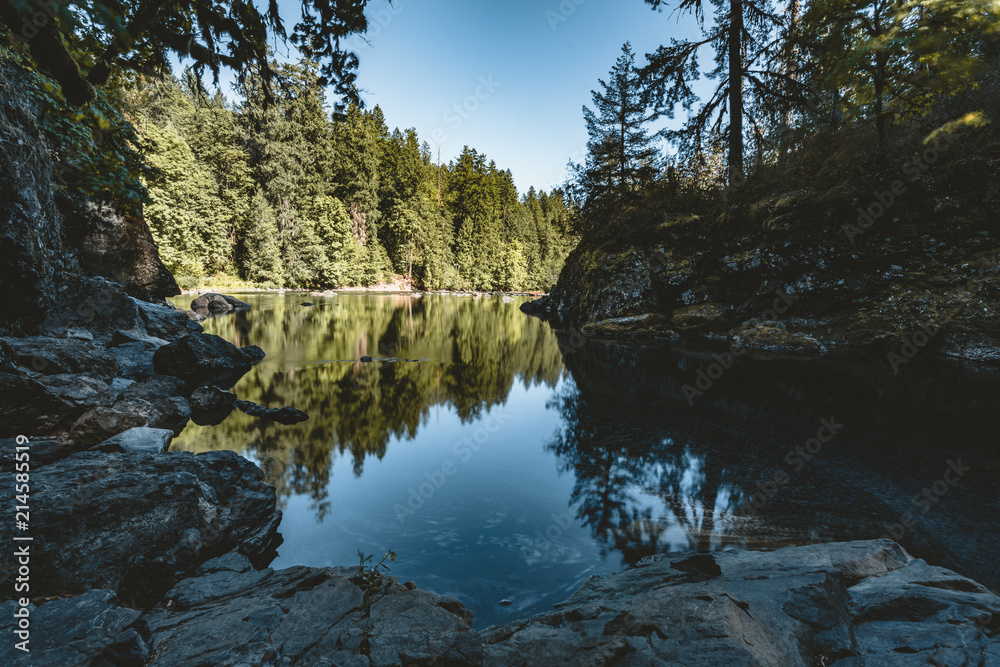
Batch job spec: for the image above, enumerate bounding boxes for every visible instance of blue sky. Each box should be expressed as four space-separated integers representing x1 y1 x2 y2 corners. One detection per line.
251 0 704 193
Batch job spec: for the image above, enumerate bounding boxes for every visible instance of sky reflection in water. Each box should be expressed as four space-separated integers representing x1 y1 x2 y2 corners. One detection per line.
170 292 1000 627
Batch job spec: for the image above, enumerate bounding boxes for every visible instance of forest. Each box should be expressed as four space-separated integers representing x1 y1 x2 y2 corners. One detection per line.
129 65 578 292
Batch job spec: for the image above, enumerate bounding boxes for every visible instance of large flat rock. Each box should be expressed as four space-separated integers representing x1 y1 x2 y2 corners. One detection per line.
4 539 996 666
0 450 282 606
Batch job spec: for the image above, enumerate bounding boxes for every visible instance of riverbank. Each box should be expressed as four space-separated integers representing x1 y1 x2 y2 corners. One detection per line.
523 119 1000 365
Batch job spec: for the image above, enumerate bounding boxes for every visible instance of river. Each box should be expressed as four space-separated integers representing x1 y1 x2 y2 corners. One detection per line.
169 292 1000 628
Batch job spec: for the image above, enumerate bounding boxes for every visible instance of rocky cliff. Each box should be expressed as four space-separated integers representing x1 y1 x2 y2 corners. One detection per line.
0 55 177 335
527 124 1000 364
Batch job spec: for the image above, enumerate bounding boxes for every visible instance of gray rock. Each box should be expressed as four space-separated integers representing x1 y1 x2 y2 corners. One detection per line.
152 333 262 389
0 434 81 471
0 450 282 606
35 374 115 409
91 426 174 455
133 298 202 340
121 374 186 401
109 329 169 348
191 293 251 314
39 277 147 344
1 336 120 377
0 373 80 436
69 395 190 447
108 377 135 399
234 399 308 425
63 327 94 341
4 540 997 666
107 341 160 379
0 590 149 667
69 405 149 447
189 386 237 426
480 540 1000 666
143 565 481 667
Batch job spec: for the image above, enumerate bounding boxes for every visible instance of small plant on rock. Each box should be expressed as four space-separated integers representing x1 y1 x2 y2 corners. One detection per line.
357 549 396 599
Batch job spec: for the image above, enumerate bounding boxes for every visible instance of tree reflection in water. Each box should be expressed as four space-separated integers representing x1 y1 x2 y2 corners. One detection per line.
171 293 565 519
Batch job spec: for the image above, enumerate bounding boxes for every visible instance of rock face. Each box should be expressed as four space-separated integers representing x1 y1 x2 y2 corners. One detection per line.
58 190 180 300
541 202 1000 362
0 450 282 606
0 590 151 667
142 554 483 666
0 55 75 333
0 55 179 333
153 333 264 389
3 539 997 666
481 539 1000 666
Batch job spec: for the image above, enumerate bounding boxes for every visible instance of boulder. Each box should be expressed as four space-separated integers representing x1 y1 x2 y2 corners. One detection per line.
191 293 251 314
2 540 997 666
0 434 81 472
0 590 150 667
132 298 202 340
519 295 551 316
120 374 186 402
90 426 174 455
0 450 283 606
39 276 147 343
142 555 482 667
69 405 149 447
0 373 81 436
35 374 115 409
109 329 169 348
189 386 237 426
57 189 180 300
152 333 264 389
235 399 309 425
480 540 1000 666
1 336 120 377
69 395 189 447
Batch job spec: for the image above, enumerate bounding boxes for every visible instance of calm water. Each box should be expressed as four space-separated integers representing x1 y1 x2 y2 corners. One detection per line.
169 292 1000 628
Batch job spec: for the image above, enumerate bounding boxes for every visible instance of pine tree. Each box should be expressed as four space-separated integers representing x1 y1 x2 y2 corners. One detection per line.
576 43 660 207
641 0 785 184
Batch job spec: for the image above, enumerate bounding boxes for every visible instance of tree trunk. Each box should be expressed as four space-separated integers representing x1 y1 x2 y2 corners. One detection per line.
779 0 801 162
728 0 745 186
873 0 887 150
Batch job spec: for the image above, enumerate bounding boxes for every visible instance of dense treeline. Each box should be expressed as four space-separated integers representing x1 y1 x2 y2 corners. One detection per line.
127 62 577 291
571 0 1000 231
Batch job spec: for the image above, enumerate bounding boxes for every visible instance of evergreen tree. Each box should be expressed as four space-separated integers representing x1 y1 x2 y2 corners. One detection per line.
575 43 660 206
641 0 785 184
141 120 230 281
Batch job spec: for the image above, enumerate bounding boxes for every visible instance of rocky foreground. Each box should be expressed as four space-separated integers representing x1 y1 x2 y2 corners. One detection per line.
2 536 998 666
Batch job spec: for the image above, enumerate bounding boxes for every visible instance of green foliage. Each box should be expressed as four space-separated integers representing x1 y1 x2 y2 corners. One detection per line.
357 549 396 599
1 34 152 205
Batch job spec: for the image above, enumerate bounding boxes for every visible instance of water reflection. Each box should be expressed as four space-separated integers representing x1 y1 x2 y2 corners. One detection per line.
172 293 564 518
548 334 1000 592
170 293 1000 626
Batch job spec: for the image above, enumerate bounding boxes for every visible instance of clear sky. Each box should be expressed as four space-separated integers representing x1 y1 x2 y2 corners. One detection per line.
235 0 705 194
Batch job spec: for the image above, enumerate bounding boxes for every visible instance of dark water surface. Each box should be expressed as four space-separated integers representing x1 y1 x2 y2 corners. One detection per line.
169 292 1000 628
